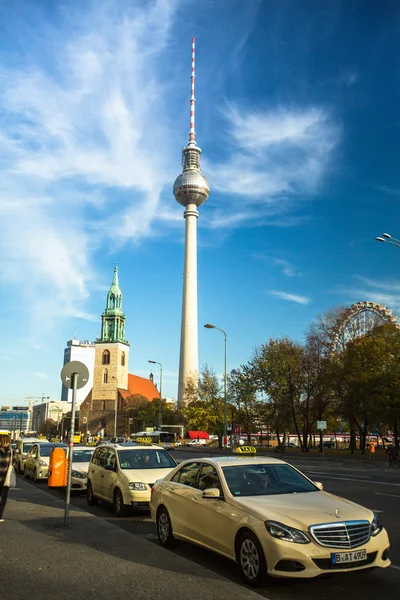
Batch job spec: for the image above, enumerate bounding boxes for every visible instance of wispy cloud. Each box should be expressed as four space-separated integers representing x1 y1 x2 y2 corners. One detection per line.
33 372 48 380
336 276 400 314
270 290 310 305
0 0 179 328
205 104 340 228
253 252 301 277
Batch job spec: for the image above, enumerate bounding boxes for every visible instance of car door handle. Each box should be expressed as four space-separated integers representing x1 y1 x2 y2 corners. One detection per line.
101 474 104 478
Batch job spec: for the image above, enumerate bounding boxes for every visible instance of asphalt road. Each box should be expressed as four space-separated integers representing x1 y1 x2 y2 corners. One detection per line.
21 449 400 600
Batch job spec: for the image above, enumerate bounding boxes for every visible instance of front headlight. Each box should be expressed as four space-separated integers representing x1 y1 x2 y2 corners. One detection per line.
371 513 383 536
128 482 147 491
71 470 86 479
39 460 47 467
265 520 310 544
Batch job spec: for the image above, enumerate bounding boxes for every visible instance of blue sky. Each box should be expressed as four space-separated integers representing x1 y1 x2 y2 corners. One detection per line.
1 0 400 404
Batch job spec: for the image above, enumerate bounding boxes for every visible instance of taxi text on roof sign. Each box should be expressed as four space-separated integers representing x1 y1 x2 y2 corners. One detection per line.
235 446 257 454
135 437 153 444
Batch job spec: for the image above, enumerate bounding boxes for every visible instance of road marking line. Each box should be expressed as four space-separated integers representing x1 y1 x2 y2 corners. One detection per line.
390 565 400 571
371 509 384 513
374 492 400 498
311 475 400 486
306 471 371 480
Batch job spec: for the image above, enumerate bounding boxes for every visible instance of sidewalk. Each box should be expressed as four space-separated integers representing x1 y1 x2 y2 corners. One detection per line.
0 480 262 600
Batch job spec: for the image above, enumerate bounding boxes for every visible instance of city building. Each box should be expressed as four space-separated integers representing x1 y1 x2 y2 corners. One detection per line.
0 407 29 438
61 339 95 406
31 401 72 434
173 38 210 406
80 265 160 436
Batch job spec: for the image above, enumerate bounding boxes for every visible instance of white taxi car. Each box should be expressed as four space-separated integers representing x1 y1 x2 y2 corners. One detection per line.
15 438 48 474
87 443 177 517
150 457 390 586
24 442 67 482
70 446 95 492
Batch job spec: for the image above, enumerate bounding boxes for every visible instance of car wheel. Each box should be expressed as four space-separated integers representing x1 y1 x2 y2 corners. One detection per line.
385 458 391 467
114 488 129 517
24 465 29 479
86 481 98 506
238 532 268 587
157 507 176 548
33 469 38 483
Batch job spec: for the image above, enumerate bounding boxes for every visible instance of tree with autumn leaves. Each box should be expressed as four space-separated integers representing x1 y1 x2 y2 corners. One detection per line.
181 311 400 452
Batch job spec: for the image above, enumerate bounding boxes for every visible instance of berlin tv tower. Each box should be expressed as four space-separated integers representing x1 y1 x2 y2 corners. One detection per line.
174 38 210 406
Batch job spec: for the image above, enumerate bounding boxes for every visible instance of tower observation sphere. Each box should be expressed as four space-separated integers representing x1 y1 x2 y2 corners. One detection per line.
175 37 210 407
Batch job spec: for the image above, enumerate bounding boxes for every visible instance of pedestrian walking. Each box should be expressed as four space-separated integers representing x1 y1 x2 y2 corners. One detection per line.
0 433 13 522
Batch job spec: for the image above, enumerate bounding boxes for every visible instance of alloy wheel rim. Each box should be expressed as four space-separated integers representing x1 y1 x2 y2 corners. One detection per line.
240 539 260 580
115 492 121 514
158 512 169 543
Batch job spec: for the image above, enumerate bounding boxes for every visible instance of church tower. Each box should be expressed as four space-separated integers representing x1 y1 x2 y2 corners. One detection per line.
92 265 130 409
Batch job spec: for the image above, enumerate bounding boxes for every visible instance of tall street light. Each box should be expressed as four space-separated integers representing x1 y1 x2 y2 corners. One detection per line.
111 376 118 437
376 232 400 248
204 324 228 448
148 360 163 430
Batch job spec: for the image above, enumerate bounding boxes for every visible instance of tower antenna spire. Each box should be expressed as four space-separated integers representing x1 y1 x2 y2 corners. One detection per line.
189 37 196 146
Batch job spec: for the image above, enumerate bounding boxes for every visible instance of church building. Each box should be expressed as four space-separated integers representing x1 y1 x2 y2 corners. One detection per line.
79 265 160 435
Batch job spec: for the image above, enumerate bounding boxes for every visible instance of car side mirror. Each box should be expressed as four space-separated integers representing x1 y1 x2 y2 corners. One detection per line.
202 487 221 499
314 481 323 490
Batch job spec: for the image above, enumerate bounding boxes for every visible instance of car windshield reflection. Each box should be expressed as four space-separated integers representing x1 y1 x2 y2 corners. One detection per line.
117 449 176 470
73 450 94 463
222 464 318 497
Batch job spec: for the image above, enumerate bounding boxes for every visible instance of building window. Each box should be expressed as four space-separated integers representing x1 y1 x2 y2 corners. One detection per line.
103 369 108 384
121 351 125 366
102 350 110 365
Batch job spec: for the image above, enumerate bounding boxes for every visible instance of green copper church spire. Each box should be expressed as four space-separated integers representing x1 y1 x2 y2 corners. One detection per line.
99 264 129 344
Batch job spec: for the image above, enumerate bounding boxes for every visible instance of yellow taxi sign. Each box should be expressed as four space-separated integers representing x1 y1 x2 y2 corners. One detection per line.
235 446 257 454
86 441 97 446
135 437 153 444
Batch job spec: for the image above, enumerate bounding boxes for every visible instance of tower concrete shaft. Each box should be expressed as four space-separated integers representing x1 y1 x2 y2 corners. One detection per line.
177 203 199 405
174 38 210 406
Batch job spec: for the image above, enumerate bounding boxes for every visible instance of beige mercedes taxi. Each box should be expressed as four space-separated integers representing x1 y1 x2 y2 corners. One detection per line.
150 456 390 586
24 442 67 481
87 442 177 517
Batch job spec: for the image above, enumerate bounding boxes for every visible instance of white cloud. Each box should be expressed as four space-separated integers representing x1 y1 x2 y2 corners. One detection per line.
205 104 340 227
253 253 301 277
0 0 179 328
270 290 310 305
33 372 48 380
337 276 400 314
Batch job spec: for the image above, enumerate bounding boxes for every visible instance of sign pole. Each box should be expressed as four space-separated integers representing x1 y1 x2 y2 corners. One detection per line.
64 372 78 526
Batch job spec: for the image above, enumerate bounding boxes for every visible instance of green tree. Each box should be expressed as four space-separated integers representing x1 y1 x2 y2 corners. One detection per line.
184 366 225 447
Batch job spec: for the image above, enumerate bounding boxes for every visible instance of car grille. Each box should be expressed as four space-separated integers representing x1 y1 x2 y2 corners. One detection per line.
313 551 377 570
309 521 371 549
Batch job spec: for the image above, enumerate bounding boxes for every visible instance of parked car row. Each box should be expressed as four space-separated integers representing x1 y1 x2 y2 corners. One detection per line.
19 441 391 586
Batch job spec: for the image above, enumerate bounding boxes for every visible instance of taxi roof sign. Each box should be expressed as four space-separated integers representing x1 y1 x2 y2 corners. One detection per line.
235 446 257 454
135 437 153 445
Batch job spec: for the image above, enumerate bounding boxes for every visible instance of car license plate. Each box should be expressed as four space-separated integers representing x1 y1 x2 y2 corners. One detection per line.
331 549 367 564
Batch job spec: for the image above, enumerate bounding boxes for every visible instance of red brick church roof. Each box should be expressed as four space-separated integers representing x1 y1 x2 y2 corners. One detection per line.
118 373 160 402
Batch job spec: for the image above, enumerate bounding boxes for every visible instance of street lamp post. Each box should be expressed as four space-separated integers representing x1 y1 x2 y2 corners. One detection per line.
376 232 400 248
148 360 163 430
111 376 118 437
204 324 228 448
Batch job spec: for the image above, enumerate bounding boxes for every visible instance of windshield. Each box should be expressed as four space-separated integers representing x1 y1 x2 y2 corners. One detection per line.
117 449 176 470
73 449 94 463
160 433 175 443
40 445 67 457
23 443 35 453
222 464 318 497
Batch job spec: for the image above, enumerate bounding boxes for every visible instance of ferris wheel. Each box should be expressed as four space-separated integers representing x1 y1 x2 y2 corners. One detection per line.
335 301 399 351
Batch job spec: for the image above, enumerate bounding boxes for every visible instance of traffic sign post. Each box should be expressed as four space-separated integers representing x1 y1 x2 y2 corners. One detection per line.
317 421 327 457
60 361 89 526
